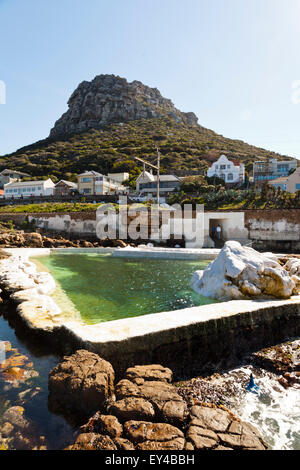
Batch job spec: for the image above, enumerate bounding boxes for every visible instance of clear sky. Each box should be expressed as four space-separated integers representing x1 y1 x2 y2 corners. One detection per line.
1 0 300 159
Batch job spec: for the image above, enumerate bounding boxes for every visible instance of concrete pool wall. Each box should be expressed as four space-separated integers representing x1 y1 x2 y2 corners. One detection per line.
1 247 300 376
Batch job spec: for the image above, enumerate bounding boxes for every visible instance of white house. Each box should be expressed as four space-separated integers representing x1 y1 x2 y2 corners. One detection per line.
4 179 55 199
136 171 181 198
207 155 245 184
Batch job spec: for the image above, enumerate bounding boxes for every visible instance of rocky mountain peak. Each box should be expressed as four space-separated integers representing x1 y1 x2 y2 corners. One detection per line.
49 74 198 138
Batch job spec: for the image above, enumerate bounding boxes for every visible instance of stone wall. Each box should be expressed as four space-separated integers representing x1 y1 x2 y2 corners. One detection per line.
0 209 299 251
245 209 300 252
37 297 300 378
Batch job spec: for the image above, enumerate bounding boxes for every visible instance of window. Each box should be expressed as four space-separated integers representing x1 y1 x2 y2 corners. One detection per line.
83 188 91 194
277 164 289 173
296 184 300 190
220 165 226 170
81 177 92 183
227 173 233 181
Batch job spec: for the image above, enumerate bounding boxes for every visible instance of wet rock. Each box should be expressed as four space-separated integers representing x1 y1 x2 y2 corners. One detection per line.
285 371 300 386
65 433 117 450
252 340 300 375
189 405 231 433
279 376 289 389
186 425 218 449
48 350 115 418
81 241 94 248
17 387 42 406
114 437 135 450
2 406 31 432
215 445 234 450
124 420 184 447
108 397 155 423
185 406 267 450
115 373 188 426
99 238 127 248
0 354 29 370
2 367 27 382
80 413 122 438
1 422 14 437
137 437 185 450
125 364 173 383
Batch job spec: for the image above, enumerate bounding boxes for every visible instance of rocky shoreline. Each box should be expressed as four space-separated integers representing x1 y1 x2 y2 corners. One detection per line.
0 230 130 249
0 331 299 450
48 350 268 451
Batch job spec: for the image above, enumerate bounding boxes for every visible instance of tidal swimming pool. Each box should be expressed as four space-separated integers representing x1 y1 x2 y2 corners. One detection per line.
32 254 216 324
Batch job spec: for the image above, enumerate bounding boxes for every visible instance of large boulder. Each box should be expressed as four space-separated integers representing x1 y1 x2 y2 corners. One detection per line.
80 413 123 439
23 233 44 248
48 350 115 418
124 421 185 450
191 241 299 301
185 405 267 450
65 433 118 451
111 364 188 427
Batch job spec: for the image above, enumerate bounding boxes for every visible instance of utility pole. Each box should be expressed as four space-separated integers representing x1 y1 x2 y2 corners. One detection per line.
156 147 160 206
134 149 161 205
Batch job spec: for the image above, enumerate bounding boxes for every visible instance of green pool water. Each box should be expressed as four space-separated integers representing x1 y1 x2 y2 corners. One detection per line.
32 254 216 324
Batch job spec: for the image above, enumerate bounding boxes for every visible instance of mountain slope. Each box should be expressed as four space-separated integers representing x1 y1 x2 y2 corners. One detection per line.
0 74 293 182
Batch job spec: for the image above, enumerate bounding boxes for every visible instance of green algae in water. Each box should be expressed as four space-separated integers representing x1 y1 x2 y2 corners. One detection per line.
33 254 216 324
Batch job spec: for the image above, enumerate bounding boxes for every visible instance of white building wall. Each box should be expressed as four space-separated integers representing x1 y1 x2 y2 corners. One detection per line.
4 179 55 198
207 155 244 184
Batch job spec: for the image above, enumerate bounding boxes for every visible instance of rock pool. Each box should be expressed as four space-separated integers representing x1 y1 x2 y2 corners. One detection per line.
32 254 215 324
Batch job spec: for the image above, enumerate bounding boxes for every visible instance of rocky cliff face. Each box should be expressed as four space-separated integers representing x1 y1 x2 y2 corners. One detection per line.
50 74 198 138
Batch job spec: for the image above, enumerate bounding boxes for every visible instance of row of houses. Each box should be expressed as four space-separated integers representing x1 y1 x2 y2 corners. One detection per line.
207 155 300 193
0 167 182 200
2 171 129 199
1 154 299 200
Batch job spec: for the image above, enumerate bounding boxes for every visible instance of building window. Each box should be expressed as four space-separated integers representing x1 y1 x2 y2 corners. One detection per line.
81 177 92 183
277 164 289 173
227 173 233 181
296 184 300 190
220 165 226 170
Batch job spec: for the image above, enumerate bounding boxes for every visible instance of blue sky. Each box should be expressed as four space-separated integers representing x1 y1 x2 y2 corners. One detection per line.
1 0 300 159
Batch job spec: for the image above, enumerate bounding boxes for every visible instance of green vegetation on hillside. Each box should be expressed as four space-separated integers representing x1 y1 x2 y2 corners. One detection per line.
170 182 300 210
0 203 103 213
0 117 290 182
